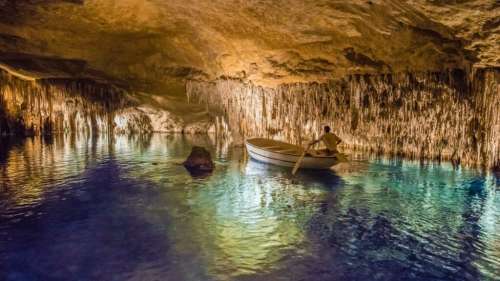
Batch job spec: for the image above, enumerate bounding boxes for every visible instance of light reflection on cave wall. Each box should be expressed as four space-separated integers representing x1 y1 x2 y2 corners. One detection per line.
187 69 499 168
0 70 212 135
0 70 127 135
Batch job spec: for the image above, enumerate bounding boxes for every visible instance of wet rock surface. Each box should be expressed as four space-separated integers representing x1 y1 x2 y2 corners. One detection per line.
183 146 215 176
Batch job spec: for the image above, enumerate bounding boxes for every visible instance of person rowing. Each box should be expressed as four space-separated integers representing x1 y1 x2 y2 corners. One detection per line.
308 125 342 156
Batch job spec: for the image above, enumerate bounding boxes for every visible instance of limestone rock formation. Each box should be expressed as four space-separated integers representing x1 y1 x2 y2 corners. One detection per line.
0 69 126 135
0 0 498 167
183 146 215 175
0 69 212 135
0 0 497 88
187 68 500 168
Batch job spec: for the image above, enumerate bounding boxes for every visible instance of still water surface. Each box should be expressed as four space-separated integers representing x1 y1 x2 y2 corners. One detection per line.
0 134 499 281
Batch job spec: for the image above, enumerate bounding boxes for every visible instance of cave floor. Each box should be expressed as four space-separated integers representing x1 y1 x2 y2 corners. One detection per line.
0 134 499 281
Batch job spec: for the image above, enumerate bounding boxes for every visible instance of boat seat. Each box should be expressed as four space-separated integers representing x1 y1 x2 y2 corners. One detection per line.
263 145 283 149
275 149 300 154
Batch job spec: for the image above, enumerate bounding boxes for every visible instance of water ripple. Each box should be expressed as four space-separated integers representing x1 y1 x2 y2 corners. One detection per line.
1 134 499 281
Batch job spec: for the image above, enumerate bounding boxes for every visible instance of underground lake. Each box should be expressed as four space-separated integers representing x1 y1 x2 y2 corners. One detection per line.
0 134 499 281
1 1 499 280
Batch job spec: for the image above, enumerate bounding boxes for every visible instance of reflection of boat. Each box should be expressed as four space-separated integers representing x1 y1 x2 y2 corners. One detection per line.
245 138 346 169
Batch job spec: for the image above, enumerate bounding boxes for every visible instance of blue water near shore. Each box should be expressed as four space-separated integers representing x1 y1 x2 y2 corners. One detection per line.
0 134 499 281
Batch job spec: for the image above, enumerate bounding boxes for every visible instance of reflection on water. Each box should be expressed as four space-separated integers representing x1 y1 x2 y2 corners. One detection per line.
0 134 499 281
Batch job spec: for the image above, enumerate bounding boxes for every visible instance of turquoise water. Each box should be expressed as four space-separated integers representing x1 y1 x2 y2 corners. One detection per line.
0 134 499 281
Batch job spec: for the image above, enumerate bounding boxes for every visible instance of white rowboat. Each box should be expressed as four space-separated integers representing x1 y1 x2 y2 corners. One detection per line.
245 138 346 169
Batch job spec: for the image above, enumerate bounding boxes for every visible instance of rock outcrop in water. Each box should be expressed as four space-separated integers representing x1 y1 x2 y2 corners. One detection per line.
187 68 500 168
183 146 215 176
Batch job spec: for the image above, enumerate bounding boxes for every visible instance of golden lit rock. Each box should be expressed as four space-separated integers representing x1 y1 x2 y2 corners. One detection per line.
187 69 500 168
0 0 498 168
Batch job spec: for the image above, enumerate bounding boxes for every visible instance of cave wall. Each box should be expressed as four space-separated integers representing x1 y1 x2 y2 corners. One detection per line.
475 69 500 169
187 68 499 168
0 69 213 136
0 70 128 136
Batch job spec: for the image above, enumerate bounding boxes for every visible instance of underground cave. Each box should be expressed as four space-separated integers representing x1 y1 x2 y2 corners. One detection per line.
0 1 499 280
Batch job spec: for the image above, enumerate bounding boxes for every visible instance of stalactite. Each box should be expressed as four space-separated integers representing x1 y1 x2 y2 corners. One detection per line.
186 68 499 168
0 70 128 136
0 69 214 136
473 69 500 169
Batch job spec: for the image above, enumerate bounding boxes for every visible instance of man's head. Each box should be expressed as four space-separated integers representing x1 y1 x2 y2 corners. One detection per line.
324 125 331 133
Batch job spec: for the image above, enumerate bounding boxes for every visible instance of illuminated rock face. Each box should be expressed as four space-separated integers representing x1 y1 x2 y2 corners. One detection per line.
0 1 498 167
187 69 499 168
0 0 498 89
0 70 211 135
112 106 212 134
0 70 126 135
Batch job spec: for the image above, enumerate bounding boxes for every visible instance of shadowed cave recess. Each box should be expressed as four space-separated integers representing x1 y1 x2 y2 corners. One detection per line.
0 0 499 169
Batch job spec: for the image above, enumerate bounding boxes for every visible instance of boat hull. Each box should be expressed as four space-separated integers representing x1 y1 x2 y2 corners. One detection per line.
245 138 342 169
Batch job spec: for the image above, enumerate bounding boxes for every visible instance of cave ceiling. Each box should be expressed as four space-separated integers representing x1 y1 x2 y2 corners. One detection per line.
0 0 498 93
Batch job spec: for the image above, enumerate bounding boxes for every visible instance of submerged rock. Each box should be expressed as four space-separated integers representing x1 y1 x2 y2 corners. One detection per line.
183 146 214 175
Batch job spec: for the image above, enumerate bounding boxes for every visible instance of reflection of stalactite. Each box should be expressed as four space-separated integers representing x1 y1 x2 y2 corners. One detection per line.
0 70 128 136
187 69 499 168
454 177 486 281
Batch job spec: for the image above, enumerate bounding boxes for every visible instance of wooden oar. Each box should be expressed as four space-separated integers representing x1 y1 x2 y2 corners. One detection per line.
292 144 310 175
336 152 348 162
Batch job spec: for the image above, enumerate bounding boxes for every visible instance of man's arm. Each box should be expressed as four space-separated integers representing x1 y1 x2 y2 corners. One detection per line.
334 133 342 144
309 134 324 146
